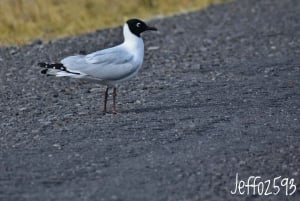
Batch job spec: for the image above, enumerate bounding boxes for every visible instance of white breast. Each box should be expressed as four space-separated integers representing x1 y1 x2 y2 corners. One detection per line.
119 24 145 81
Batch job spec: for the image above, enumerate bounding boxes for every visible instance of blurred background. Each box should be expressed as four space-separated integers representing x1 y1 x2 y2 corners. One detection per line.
0 0 226 46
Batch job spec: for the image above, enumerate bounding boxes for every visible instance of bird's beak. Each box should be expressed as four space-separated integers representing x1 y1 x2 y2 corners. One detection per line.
146 25 157 31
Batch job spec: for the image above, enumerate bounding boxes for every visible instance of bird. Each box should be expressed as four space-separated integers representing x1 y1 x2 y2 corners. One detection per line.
38 18 157 114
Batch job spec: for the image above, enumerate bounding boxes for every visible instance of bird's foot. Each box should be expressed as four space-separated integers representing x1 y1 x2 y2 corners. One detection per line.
112 109 118 115
102 109 107 115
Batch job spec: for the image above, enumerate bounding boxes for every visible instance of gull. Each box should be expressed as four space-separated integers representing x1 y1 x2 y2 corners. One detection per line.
39 19 157 114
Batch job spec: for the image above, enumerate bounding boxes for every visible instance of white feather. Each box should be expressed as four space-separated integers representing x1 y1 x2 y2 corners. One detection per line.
59 24 144 85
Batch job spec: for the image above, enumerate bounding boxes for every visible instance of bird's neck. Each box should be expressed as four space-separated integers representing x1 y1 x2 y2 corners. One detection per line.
122 24 144 50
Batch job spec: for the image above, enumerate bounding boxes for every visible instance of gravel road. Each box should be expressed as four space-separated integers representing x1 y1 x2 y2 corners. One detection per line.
0 0 299 200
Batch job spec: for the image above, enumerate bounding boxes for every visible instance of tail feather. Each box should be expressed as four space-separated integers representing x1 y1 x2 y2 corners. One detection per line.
38 62 80 76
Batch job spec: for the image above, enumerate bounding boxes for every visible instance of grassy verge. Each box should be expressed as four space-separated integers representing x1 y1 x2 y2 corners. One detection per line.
0 0 225 46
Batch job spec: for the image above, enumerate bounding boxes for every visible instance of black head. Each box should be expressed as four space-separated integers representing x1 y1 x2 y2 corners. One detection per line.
126 19 157 37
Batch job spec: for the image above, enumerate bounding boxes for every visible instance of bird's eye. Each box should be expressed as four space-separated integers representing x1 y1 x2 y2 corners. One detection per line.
136 22 141 27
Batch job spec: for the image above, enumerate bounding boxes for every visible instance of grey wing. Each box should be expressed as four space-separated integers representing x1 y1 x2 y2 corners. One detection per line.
85 46 133 64
61 46 136 80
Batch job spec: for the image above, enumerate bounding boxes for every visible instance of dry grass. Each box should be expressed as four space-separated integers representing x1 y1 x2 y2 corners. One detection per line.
0 0 225 46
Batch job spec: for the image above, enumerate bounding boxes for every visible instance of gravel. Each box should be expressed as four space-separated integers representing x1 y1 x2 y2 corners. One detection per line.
0 0 299 200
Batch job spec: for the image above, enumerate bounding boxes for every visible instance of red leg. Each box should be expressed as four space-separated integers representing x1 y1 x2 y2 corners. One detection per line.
112 87 117 114
102 87 109 114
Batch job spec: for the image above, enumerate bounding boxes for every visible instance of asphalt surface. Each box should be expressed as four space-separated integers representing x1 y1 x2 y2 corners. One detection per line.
0 0 299 200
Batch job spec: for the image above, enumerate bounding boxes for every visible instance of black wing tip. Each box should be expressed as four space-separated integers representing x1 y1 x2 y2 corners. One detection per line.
38 62 80 75
41 68 48 74
38 62 47 67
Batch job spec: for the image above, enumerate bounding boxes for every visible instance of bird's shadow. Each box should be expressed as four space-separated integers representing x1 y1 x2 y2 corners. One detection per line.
121 103 202 114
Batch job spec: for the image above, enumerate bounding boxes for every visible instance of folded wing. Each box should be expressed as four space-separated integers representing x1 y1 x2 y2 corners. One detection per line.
61 46 136 81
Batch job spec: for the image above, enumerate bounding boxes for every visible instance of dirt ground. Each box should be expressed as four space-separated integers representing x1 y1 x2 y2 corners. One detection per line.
0 0 299 200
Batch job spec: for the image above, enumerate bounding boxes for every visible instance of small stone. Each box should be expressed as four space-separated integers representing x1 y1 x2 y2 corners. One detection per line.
31 39 43 45
88 88 102 93
39 120 52 126
9 49 18 55
53 143 62 149
148 46 160 50
33 135 40 140
18 107 27 111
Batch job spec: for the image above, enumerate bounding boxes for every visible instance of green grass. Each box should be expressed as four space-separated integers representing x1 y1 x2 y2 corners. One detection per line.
0 0 225 46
